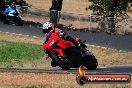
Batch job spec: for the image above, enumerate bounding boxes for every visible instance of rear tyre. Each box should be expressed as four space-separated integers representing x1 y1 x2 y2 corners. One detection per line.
3 20 10 24
51 51 70 70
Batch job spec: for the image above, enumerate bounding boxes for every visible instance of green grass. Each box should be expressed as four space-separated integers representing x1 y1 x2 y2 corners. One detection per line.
0 40 50 67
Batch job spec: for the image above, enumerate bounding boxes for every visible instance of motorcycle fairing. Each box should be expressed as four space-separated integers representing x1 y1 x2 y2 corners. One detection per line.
42 32 76 57
4 6 16 16
52 49 64 56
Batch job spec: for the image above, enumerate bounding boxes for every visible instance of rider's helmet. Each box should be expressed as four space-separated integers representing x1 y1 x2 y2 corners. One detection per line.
43 22 54 33
8 2 16 9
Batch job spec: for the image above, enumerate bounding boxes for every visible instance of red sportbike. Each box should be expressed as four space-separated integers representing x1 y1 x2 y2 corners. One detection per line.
42 33 98 70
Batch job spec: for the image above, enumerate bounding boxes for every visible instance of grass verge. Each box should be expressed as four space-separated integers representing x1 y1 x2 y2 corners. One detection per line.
0 40 50 67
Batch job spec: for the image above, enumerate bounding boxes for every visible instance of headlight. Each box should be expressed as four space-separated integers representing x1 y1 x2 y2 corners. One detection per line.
82 51 92 57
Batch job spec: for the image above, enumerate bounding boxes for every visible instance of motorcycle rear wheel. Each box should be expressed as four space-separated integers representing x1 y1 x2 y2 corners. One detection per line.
51 51 70 70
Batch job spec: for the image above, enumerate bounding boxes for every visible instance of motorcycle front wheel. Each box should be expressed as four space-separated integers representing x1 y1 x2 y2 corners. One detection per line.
13 16 23 26
51 51 71 70
83 55 98 70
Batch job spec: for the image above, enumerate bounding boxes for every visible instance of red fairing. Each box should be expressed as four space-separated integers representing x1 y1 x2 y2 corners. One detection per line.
75 37 81 42
42 32 75 57
53 48 64 56
57 39 75 49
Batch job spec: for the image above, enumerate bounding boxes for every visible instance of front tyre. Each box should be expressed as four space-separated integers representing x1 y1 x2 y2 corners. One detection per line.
51 51 70 70
86 62 98 70
84 56 98 70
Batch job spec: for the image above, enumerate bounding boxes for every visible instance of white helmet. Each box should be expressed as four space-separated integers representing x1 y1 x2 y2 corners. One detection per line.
43 22 54 33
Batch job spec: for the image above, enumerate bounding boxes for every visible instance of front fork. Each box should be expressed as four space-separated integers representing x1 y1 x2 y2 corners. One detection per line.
45 49 64 60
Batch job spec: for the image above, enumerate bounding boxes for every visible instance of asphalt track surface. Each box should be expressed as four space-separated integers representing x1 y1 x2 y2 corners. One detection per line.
0 22 132 74
0 23 132 52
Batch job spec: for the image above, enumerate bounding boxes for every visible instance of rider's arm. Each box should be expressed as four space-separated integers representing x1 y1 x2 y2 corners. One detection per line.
43 30 54 43
43 33 48 43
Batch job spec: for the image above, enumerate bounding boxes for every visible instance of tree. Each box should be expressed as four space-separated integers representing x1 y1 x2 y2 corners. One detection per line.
88 0 131 33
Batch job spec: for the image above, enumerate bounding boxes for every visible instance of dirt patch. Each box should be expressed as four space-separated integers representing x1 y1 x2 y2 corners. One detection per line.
22 15 50 24
0 32 43 45
22 15 98 30
23 0 132 35
0 72 131 88
0 72 75 87
26 0 131 17
88 47 132 66
26 0 92 14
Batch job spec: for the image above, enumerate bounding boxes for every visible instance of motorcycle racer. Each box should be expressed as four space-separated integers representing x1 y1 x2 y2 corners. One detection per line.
0 0 8 23
42 22 98 70
43 22 66 43
42 22 79 66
